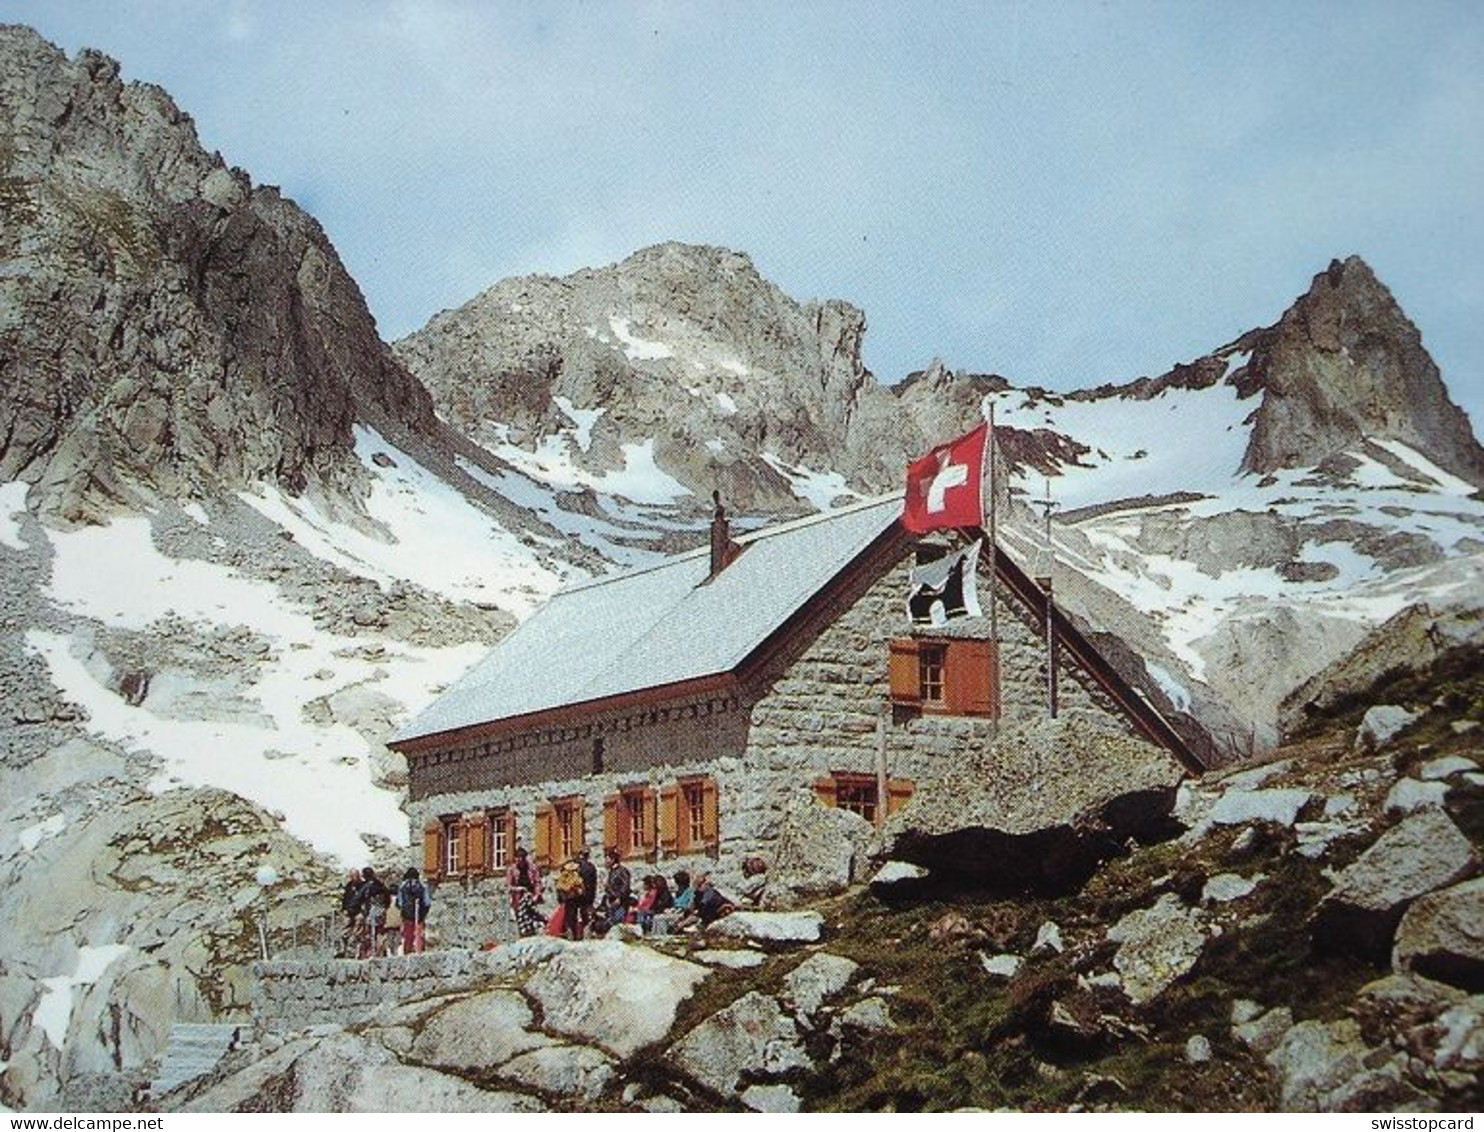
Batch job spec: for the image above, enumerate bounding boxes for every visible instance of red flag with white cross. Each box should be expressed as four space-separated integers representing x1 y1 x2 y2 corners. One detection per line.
901 422 988 534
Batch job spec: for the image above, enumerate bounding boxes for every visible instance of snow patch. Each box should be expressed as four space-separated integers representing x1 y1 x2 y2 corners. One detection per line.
760 453 861 512
180 502 210 526
1145 662 1192 712
1371 439 1478 497
34 944 130 1049
716 392 738 415
0 481 29 550
608 316 674 361
239 427 561 615
553 396 604 453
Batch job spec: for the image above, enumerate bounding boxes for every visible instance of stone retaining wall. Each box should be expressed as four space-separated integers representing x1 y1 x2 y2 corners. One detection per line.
251 952 505 1030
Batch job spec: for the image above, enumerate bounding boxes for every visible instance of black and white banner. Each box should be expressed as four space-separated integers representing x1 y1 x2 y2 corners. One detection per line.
907 539 983 627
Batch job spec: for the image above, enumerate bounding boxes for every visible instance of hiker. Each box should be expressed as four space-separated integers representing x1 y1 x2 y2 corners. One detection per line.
576 848 598 938
354 867 391 958
602 846 632 931
555 859 587 940
506 846 544 937
694 873 737 926
396 868 431 954
338 869 363 956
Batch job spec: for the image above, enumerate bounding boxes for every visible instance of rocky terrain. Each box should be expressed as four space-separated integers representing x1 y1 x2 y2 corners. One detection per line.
1 23 1482 1113
95 644 1483 1113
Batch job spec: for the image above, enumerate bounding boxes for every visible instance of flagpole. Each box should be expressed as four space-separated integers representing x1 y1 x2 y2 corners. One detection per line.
982 396 1000 737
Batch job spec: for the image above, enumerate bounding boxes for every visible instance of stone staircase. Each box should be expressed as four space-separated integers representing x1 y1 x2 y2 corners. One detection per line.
146 1021 244 1100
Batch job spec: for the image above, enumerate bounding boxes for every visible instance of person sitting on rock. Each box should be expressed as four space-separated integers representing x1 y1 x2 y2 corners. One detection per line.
693 873 737 928
651 870 692 936
739 855 768 906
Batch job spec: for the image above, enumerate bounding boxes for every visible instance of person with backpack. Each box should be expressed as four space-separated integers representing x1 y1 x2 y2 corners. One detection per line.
576 848 598 938
396 868 431 954
354 867 391 959
555 859 587 940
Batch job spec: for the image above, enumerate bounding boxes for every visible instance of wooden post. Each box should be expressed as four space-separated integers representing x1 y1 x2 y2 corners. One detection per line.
875 700 889 831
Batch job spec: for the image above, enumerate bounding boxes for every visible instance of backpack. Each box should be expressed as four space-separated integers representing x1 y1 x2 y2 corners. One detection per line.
398 879 428 920
556 868 584 900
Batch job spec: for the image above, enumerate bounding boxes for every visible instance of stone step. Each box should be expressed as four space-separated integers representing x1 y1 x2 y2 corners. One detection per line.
146 1021 245 1100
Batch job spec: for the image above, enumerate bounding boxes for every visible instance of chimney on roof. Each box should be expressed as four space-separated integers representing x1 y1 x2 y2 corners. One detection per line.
709 491 743 580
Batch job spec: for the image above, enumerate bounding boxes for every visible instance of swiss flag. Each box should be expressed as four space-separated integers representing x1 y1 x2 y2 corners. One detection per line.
901 422 987 534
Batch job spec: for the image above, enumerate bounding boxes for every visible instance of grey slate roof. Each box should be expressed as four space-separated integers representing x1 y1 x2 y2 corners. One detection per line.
393 494 904 744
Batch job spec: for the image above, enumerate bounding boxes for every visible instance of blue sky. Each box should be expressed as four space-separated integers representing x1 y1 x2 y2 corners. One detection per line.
10 1 1483 428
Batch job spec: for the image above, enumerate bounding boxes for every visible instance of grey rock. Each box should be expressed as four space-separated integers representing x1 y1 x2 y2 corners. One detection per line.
693 949 767 970
707 910 823 944
1202 787 1312 832
784 952 859 1022
1393 878 1484 992
1356 705 1422 752
1202 873 1262 904
1314 810 1479 958
522 939 709 1058
1185 1034 1213 1063
742 1083 802 1113
978 953 1023 980
1265 1018 1405 1112
1106 894 1207 1005
762 802 876 909
834 996 894 1034
670 991 811 1097
497 1044 615 1102
1419 756 1479 781
1032 920 1065 955
1385 778 1449 816
408 989 550 1070
1231 998 1264 1026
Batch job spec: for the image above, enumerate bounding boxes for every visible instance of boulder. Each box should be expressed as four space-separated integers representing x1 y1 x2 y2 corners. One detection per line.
1384 778 1448 816
1265 1018 1412 1112
670 992 811 1098
1313 810 1479 958
707 911 823 944
1419 756 1479 781
784 953 859 1023
1351 973 1468 1048
1393 878 1484 991
742 1083 802 1113
693 949 767 969
1106 894 1208 1005
880 715 1183 891
833 996 894 1034
1032 921 1065 956
1200 788 1311 832
522 939 709 1058
1356 705 1421 752
1185 1034 1213 1063
497 1045 615 1102
1235 1008 1295 1058
1202 873 1262 904
762 802 876 909
409 989 551 1070
979 953 1022 980
868 861 931 900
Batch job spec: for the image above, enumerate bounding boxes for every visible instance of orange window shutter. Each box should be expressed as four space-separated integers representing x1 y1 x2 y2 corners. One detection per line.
533 802 554 868
887 778 915 815
464 813 488 874
644 788 659 857
701 778 719 848
947 639 996 717
423 820 442 879
571 798 586 854
658 784 679 854
888 639 921 705
814 776 838 806
603 794 620 855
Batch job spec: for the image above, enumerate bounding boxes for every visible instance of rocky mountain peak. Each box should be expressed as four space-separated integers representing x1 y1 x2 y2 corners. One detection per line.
1237 254 1484 487
0 26 438 523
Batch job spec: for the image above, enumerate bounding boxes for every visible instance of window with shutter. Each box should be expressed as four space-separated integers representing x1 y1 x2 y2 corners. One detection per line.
463 812 489 874
423 820 442 880
533 801 555 868
603 794 620 855
621 785 657 859
490 809 513 870
658 784 679 854
945 639 998 718
888 639 921 705
552 796 584 863
441 815 464 876
887 777 915 815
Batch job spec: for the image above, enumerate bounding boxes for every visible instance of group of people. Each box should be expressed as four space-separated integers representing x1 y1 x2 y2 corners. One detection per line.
506 845 744 940
339 866 431 958
335 846 757 957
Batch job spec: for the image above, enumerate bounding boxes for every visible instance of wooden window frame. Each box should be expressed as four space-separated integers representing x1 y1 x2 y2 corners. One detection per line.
814 773 916 823
918 643 946 705
657 775 719 856
889 637 999 719
489 808 514 871
441 814 463 877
